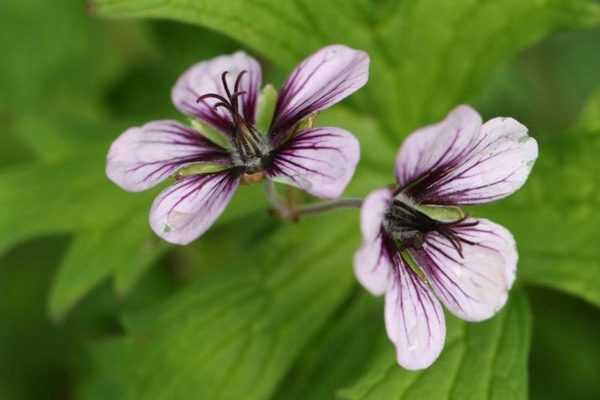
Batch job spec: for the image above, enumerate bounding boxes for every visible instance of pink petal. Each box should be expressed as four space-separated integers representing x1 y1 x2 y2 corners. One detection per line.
106 120 230 192
360 188 392 241
414 218 517 322
354 237 392 296
269 45 369 140
385 265 446 370
395 106 481 186
172 52 262 134
395 105 538 205
268 127 360 199
149 172 239 245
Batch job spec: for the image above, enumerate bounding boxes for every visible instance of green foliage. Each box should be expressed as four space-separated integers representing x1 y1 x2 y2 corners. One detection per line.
48 207 167 321
272 294 389 400
79 214 359 400
483 129 600 307
528 287 600 400
0 0 127 161
477 26 600 133
577 86 600 131
1 0 600 398
0 1 263 318
93 0 600 139
0 238 73 400
339 290 530 400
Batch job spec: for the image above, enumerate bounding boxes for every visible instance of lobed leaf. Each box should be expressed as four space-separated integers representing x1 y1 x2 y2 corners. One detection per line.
78 213 360 400
48 208 167 321
339 289 531 400
272 294 389 400
93 0 600 140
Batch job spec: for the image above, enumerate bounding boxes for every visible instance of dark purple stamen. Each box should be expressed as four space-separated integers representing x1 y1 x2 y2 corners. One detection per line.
196 70 271 170
196 71 248 122
383 198 478 257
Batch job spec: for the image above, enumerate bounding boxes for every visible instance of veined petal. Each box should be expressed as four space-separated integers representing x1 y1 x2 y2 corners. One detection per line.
436 117 538 204
149 172 240 245
106 120 230 192
414 218 517 322
360 188 392 241
172 51 262 134
395 105 481 193
385 263 446 370
354 237 392 296
268 127 360 199
395 105 538 205
269 45 369 140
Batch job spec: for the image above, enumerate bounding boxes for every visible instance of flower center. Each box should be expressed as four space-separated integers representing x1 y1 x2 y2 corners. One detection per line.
196 70 272 174
382 193 477 256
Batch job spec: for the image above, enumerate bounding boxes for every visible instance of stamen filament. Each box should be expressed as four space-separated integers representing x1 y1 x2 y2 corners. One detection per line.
221 71 232 101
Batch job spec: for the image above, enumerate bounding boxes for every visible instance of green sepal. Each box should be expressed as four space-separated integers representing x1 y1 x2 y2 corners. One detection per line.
176 163 230 177
255 84 278 133
190 119 232 150
415 204 465 223
296 112 318 131
400 250 427 282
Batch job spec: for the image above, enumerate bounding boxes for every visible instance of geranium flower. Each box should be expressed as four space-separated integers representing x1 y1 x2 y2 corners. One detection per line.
354 105 538 370
107 45 368 244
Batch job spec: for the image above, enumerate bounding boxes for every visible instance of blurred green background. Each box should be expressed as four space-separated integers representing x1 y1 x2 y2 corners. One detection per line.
1 0 600 399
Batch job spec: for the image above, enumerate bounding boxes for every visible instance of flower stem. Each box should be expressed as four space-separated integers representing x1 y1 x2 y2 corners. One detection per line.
264 180 363 221
264 179 288 214
291 197 363 218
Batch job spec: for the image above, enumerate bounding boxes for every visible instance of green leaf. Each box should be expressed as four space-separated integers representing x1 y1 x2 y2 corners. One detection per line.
339 289 531 400
0 0 123 109
0 238 73 400
483 129 600 307
528 287 600 400
1 158 272 318
93 0 600 140
272 294 389 400
0 156 143 254
86 0 600 313
0 154 169 316
78 213 360 400
577 87 600 131
105 20 239 121
477 25 600 135
48 208 166 321
0 128 33 168
0 0 134 160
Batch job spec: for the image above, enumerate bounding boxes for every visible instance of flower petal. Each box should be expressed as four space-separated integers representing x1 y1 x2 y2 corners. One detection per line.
354 237 392 296
395 105 481 193
149 172 240 245
413 218 517 322
106 120 230 192
269 45 369 139
360 188 392 241
385 264 446 370
268 127 360 199
395 105 538 204
172 51 262 134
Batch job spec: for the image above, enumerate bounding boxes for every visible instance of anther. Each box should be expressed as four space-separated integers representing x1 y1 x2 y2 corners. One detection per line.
221 71 232 101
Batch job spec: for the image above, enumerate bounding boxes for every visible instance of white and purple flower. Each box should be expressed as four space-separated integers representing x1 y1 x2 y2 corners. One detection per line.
107 45 368 244
354 105 538 370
